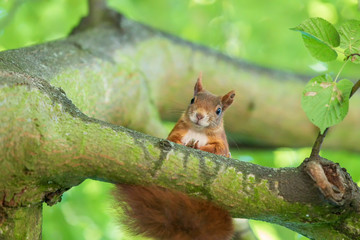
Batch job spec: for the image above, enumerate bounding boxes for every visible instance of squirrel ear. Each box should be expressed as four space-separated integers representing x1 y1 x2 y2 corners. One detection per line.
221 90 235 111
194 72 203 95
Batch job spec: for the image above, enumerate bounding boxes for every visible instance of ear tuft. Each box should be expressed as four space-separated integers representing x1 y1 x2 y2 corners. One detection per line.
221 90 235 111
194 72 203 95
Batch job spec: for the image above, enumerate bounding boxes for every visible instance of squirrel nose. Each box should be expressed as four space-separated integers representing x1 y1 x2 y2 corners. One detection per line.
196 113 204 120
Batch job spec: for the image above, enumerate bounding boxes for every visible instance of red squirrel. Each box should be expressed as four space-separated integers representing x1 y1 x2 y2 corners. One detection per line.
115 74 235 240
167 73 235 157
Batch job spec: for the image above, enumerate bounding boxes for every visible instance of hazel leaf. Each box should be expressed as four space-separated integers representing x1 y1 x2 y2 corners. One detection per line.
301 75 353 133
292 18 340 62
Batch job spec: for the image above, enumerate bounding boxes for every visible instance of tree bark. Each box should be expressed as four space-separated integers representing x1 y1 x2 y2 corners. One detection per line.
0 204 42 240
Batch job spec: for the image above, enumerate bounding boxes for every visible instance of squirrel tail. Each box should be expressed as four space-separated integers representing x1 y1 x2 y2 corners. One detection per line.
114 184 234 240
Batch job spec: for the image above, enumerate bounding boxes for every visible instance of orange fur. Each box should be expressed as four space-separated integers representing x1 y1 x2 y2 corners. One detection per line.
167 116 189 144
114 185 234 240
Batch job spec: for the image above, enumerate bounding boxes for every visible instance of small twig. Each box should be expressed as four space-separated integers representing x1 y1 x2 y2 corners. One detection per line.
310 129 329 158
310 79 360 158
70 0 122 35
346 53 360 61
350 79 360 98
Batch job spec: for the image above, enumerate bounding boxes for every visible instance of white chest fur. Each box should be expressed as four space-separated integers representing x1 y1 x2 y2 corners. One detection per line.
181 130 208 147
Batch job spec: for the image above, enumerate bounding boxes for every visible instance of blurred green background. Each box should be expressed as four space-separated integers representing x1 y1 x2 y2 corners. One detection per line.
1 0 359 239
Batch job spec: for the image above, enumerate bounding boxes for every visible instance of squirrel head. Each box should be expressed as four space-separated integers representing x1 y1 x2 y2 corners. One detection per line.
186 73 235 129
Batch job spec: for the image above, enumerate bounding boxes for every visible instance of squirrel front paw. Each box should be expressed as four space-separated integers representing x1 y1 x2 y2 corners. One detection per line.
185 139 199 149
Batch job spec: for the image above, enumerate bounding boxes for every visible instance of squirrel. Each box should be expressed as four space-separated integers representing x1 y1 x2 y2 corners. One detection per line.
115 74 236 240
167 73 235 157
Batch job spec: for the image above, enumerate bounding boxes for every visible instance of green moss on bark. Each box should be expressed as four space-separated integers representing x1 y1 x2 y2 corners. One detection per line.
1 204 42 240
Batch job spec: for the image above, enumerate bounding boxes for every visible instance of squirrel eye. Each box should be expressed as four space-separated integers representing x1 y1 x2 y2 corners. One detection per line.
190 98 195 104
216 107 222 115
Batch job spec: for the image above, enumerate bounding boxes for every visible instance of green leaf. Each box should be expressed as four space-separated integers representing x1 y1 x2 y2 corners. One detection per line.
338 20 360 64
338 20 360 48
301 75 353 133
291 18 340 62
301 34 338 62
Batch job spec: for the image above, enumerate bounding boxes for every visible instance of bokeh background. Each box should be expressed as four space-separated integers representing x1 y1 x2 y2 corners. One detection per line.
1 0 359 239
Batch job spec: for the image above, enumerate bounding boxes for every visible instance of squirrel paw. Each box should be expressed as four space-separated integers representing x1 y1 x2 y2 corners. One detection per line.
186 139 199 149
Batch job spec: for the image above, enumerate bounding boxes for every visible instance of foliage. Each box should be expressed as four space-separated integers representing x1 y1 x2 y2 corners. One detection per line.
292 17 359 133
339 20 360 64
301 74 353 133
291 18 340 62
0 0 87 50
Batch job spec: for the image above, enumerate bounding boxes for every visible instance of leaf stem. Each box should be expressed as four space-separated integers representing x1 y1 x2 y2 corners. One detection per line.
334 59 349 82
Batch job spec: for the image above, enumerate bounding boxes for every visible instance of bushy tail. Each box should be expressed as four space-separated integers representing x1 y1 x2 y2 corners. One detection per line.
114 184 234 240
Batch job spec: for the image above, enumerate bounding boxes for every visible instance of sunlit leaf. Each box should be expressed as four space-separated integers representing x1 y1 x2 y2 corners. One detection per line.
291 18 340 62
301 75 353 133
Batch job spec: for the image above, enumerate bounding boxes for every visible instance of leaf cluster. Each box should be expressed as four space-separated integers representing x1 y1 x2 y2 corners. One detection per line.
292 18 360 133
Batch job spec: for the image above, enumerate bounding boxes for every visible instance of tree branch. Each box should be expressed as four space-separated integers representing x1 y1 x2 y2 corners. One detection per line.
70 0 122 34
346 53 360 62
350 79 360 97
310 129 329 158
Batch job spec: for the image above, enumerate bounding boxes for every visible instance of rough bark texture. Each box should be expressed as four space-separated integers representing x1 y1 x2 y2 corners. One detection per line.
1 15 360 240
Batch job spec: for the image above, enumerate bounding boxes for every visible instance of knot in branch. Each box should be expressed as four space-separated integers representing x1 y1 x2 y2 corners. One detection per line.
304 157 360 211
